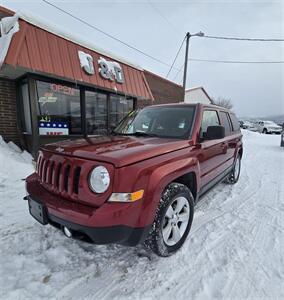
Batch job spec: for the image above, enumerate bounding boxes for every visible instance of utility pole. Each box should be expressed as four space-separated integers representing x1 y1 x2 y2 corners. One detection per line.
182 31 205 101
182 32 190 93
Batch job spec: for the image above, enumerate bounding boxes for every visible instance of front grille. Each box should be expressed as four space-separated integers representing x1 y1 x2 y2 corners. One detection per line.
37 156 81 198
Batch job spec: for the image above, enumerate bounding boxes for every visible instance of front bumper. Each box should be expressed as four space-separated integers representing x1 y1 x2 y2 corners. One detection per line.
25 174 151 246
267 129 282 134
48 214 150 246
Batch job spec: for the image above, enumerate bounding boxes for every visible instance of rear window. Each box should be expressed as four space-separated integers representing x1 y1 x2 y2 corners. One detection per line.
219 111 232 135
229 113 241 132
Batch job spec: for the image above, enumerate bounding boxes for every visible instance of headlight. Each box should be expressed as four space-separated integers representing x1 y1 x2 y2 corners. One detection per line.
89 166 110 193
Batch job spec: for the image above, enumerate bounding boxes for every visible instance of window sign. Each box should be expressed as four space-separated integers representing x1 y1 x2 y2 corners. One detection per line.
39 121 69 136
50 84 76 95
38 92 57 104
36 81 81 135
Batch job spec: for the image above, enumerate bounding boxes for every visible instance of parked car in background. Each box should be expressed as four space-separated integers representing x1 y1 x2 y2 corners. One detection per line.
242 121 258 132
239 120 244 128
256 120 282 134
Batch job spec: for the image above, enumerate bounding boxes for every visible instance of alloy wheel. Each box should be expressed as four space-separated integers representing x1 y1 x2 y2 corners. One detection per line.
162 196 190 246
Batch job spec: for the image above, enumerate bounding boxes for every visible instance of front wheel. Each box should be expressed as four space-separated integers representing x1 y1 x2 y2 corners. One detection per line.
226 154 241 184
144 183 194 257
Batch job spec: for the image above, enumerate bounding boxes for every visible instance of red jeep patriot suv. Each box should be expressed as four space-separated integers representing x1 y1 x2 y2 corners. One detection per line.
25 103 243 256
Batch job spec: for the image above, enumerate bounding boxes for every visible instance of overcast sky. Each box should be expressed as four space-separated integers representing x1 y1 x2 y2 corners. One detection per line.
2 0 283 117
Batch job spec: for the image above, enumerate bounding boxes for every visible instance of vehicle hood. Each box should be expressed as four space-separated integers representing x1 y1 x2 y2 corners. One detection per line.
42 135 192 167
266 124 282 129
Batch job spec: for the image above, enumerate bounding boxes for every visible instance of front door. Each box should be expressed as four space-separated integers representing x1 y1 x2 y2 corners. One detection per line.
198 109 228 188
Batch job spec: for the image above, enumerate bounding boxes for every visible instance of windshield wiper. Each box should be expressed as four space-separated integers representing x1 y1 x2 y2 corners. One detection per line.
129 131 158 137
111 131 158 137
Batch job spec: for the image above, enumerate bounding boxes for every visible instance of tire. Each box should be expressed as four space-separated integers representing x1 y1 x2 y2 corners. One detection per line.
262 128 268 134
144 183 194 257
226 153 241 184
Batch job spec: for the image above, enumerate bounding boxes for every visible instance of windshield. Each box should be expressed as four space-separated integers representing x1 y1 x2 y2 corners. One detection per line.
264 121 277 126
113 106 196 139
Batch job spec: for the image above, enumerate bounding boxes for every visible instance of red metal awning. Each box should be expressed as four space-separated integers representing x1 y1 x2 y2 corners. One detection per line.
2 10 153 101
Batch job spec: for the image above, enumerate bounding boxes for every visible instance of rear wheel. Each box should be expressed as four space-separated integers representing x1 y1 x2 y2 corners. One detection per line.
144 183 194 257
262 128 268 134
226 154 241 184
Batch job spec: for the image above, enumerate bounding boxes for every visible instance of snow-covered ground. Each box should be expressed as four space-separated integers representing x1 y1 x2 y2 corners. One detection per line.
0 131 283 300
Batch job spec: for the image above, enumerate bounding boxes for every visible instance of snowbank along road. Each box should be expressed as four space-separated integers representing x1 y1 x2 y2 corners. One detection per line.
0 131 283 300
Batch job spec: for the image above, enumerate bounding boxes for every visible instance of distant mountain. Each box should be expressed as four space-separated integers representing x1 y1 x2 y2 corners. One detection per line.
262 115 284 125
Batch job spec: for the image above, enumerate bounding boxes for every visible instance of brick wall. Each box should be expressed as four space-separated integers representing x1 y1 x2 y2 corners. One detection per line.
0 78 20 145
144 70 184 105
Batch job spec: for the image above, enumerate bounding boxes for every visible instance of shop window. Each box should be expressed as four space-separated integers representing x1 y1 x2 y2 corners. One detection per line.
110 95 134 131
21 83 32 134
85 91 108 135
36 81 81 135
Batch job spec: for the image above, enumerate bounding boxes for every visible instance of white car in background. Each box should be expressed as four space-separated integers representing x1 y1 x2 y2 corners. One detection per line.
257 120 283 134
242 121 258 132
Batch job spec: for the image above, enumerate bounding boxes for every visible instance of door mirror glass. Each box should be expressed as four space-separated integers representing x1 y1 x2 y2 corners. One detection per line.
205 125 225 140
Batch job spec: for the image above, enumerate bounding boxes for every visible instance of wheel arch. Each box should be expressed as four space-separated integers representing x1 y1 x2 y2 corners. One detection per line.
171 171 198 201
141 157 200 226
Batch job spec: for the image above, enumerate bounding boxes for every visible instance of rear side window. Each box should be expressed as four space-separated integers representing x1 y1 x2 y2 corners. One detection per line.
219 111 232 136
200 110 220 138
229 113 240 132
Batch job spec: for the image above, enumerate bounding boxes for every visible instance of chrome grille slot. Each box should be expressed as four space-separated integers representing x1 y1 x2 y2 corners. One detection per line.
42 160 47 183
55 162 62 190
39 157 44 179
64 165 71 192
48 161 54 184
73 167 81 194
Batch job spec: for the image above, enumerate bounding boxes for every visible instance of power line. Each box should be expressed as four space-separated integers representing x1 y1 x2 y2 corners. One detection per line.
172 63 184 81
166 35 186 78
203 35 284 42
190 58 284 63
41 1 284 71
172 57 284 83
147 0 180 34
41 0 178 69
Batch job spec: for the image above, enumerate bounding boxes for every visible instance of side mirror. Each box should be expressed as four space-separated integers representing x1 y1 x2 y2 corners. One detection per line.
205 125 225 140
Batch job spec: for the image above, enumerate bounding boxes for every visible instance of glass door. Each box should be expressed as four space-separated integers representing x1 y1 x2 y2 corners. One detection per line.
85 91 108 135
109 94 134 131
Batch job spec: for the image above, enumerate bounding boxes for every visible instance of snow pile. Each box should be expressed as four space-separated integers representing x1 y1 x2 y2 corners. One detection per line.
0 132 284 300
0 135 34 226
0 135 33 175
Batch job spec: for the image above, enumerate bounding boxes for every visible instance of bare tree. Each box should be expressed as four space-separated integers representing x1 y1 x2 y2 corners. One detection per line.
213 97 233 110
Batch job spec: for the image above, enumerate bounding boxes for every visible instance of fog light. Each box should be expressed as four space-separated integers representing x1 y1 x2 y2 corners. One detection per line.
63 226 72 238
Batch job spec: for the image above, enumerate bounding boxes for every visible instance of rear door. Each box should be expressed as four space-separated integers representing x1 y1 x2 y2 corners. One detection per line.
218 111 235 167
198 109 227 188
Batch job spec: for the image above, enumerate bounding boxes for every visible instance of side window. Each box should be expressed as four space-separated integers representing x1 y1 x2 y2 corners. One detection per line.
229 113 240 132
200 110 220 139
219 111 232 136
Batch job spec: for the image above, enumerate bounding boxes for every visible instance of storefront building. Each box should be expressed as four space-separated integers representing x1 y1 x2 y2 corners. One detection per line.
0 6 183 156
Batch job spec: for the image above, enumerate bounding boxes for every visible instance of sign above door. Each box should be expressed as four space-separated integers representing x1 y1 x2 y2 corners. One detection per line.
78 51 125 84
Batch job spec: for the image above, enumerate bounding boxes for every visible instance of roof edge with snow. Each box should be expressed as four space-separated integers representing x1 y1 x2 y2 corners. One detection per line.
1 6 143 71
